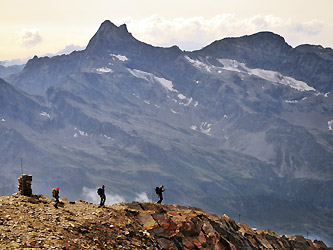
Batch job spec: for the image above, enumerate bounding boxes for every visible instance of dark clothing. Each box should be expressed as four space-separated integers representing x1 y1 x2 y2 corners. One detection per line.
157 187 165 204
54 190 59 208
100 187 106 206
100 194 106 206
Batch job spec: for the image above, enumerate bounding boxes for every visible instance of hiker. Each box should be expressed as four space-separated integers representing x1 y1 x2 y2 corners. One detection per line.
156 185 165 204
53 187 60 209
98 185 106 207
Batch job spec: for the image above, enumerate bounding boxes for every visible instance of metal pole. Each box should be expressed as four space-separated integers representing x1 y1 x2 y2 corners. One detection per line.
21 158 23 175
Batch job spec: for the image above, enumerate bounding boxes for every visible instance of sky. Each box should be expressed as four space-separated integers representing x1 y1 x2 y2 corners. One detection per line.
1 0 332 65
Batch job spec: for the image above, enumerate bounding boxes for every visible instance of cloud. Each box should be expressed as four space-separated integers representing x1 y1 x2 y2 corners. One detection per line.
81 187 152 205
82 187 126 205
113 14 325 50
1 57 29 66
44 44 86 58
134 192 150 202
1 44 86 66
56 44 85 55
20 28 42 48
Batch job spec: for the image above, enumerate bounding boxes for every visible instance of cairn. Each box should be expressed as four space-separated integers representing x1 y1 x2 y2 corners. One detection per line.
18 174 32 196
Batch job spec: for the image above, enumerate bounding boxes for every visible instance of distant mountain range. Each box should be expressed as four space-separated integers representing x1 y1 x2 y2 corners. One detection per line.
1 20 332 245
0 64 24 79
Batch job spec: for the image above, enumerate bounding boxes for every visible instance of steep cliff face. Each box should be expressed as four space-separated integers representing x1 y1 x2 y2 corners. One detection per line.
0 194 329 249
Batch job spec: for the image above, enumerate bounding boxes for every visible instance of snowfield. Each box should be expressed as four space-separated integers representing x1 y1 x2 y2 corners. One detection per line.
110 54 128 62
96 67 113 73
128 69 177 92
218 58 316 92
184 56 316 92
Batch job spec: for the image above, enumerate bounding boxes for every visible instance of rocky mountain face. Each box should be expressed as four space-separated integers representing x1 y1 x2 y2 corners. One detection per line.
1 20 333 245
0 194 330 249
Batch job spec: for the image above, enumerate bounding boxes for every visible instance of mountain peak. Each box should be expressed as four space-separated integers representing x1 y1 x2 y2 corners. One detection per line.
85 20 136 54
98 20 129 34
98 20 117 32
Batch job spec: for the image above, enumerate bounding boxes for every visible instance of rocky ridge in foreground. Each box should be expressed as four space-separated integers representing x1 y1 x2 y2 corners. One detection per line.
0 194 330 249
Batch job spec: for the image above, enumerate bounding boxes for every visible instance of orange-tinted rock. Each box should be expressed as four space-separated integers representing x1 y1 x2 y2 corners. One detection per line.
0 195 330 249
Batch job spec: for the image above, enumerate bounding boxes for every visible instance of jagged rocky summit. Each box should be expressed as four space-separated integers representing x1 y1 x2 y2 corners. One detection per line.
0 194 330 249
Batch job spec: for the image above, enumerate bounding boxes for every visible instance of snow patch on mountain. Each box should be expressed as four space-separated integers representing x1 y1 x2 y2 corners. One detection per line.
74 127 88 138
190 125 197 131
183 97 193 107
96 67 113 73
200 122 212 135
328 120 333 130
315 92 330 97
285 97 308 103
184 56 212 72
185 56 316 92
285 100 298 104
79 130 88 136
39 111 50 118
155 76 176 92
218 59 315 92
102 134 112 140
110 54 128 62
128 69 177 92
175 94 197 107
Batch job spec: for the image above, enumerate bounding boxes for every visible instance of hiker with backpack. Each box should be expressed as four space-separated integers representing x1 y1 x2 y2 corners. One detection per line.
97 185 106 207
155 185 165 204
52 187 60 209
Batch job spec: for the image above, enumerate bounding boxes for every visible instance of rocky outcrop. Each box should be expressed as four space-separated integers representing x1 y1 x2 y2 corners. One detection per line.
0 194 329 249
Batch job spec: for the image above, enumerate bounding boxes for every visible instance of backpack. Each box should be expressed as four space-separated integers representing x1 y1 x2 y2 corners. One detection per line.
52 188 56 197
97 188 102 196
155 187 160 195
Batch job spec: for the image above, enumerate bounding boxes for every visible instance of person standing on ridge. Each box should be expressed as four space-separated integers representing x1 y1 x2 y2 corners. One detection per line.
156 185 165 204
53 187 60 209
98 185 106 207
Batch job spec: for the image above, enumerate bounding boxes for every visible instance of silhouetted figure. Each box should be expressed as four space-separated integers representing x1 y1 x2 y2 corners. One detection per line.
98 185 106 207
156 185 165 204
53 187 60 209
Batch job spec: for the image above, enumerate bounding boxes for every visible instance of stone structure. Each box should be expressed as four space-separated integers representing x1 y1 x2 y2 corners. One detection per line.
18 174 32 196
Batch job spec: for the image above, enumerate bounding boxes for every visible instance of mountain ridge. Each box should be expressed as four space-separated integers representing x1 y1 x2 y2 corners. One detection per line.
0 193 330 249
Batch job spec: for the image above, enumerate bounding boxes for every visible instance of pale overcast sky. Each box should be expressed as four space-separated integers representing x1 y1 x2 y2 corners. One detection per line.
1 0 332 64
